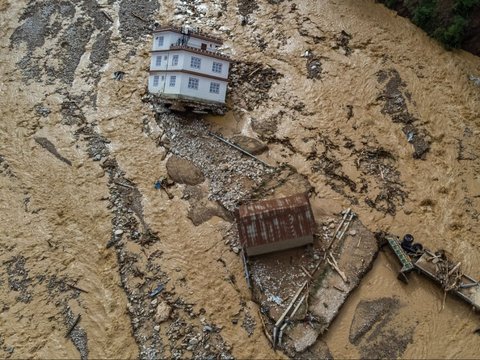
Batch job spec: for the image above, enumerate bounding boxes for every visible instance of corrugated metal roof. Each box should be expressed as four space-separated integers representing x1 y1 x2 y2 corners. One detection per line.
237 193 316 251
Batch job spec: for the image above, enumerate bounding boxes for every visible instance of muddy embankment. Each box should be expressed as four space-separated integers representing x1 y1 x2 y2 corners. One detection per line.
1 0 480 359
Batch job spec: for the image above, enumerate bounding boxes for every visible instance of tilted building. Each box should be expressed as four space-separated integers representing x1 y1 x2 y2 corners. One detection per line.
148 26 230 104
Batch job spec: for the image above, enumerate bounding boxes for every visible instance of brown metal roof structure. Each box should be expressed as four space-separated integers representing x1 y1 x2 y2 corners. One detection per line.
237 193 316 256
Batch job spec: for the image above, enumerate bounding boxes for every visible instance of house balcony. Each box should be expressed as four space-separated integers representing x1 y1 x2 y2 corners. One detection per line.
151 44 231 61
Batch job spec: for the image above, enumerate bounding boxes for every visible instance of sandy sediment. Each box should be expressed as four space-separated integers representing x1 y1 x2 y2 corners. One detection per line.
1 0 480 359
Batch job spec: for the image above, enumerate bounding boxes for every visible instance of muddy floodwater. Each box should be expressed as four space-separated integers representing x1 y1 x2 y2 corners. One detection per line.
1 0 480 359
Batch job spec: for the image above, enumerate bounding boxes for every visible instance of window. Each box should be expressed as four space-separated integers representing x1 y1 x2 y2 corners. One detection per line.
153 75 159 87
156 36 164 47
209 82 220 94
190 56 201 69
161 75 165 80
172 55 179 66
155 56 161 66
164 55 168 60
169 76 176 87
212 62 222 73
188 77 199 90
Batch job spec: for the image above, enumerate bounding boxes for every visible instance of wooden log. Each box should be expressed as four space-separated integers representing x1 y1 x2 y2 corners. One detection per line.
448 262 461 277
101 10 113 22
258 310 274 347
114 181 135 189
300 265 312 278
131 12 147 22
327 254 348 283
67 283 89 293
273 326 278 349
325 208 350 255
241 248 251 288
337 211 355 241
65 314 81 338
275 281 308 328
289 294 306 320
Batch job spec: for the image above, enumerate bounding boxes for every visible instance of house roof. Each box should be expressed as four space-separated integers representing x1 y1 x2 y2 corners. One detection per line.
236 193 316 251
153 26 224 45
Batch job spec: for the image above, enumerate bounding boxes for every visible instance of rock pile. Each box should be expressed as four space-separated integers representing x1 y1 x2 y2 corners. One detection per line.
154 110 273 211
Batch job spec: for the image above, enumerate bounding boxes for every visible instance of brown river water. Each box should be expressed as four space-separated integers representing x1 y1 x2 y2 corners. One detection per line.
1 0 479 358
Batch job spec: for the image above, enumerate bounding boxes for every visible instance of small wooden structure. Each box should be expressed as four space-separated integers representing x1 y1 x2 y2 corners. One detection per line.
385 235 480 311
236 193 316 256
414 251 480 311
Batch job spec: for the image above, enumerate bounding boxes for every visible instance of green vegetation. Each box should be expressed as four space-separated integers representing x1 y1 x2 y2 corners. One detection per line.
382 0 480 49
434 15 468 48
384 0 400 7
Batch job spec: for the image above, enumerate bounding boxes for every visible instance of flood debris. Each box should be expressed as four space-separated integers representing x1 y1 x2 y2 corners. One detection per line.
209 131 272 167
246 207 380 356
231 135 268 155
34 137 72 166
65 314 81 338
457 127 477 161
355 146 407 215
114 71 125 80
333 30 352 56
0 155 15 178
149 93 227 115
154 111 273 211
383 233 480 311
305 54 323 79
229 61 283 110
376 69 431 159
468 74 480 87
5 256 32 303
63 307 88 360
149 283 165 298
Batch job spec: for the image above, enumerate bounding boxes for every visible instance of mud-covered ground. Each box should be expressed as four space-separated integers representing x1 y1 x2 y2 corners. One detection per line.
1 0 480 359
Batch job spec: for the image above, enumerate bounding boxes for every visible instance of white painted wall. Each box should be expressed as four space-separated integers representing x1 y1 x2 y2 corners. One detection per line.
152 32 181 51
149 72 227 103
150 51 229 79
152 31 221 51
186 37 221 51
179 74 227 102
148 72 182 95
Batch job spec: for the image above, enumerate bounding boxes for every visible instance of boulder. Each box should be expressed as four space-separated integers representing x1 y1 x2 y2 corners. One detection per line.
231 135 268 155
155 301 172 323
166 155 205 185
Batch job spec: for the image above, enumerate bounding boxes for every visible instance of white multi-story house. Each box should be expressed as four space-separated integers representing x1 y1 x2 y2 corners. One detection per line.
148 26 230 104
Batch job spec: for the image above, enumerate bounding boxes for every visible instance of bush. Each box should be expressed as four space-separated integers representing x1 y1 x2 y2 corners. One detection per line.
412 0 439 33
434 15 468 48
454 0 480 17
384 0 399 7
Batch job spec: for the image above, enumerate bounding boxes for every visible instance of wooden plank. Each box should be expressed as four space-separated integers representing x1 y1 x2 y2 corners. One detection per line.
65 314 81 338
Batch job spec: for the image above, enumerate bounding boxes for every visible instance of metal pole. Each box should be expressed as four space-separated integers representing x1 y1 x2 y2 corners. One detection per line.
208 131 272 168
